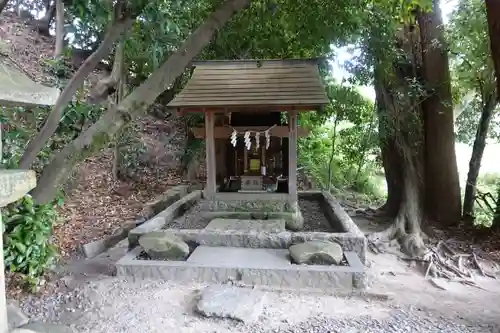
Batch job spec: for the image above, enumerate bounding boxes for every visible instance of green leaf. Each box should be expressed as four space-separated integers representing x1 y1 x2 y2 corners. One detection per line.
15 243 26 254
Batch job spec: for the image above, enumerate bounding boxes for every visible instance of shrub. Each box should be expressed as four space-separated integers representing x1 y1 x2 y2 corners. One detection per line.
2 195 59 290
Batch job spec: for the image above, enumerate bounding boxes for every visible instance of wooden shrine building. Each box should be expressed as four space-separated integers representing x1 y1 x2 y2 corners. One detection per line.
168 59 328 202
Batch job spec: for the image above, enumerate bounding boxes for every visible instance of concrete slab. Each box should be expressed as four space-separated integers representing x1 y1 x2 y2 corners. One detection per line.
205 218 286 233
188 246 291 268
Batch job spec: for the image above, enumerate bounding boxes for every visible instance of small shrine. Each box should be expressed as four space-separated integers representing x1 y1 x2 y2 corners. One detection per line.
168 59 328 203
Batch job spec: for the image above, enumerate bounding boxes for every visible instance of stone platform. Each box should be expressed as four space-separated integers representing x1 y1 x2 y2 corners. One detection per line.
116 247 365 290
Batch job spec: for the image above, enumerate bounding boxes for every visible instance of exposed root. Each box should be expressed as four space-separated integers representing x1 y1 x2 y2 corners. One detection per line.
367 205 428 258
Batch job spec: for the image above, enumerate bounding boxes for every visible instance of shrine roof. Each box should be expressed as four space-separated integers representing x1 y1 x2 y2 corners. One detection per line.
167 59 329 112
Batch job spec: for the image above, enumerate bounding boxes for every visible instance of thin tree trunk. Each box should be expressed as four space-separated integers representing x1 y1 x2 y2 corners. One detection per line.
31 0 252 204
18 0 142 169
418 0 462 226
327 116 339 191
493 185 500 227
0 0 9 14
462 92 498 221
355 110 376 181
32 1 56 35
54 0 64 58
109 40 126 180
486 0 500 98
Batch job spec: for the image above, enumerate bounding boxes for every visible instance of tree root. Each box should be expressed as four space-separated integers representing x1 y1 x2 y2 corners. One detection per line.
367 214 429 258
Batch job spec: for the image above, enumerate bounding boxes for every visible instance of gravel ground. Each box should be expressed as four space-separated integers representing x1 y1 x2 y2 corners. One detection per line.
298 198 335 232
19 277 498 333
165 202 210 229
264 311 496 333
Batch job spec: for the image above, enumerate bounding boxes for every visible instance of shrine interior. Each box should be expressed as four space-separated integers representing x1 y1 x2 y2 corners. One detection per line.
214 111 290 193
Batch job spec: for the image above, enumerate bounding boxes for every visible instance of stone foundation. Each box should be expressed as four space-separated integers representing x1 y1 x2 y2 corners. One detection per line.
117 247 365 290
123 190 367 290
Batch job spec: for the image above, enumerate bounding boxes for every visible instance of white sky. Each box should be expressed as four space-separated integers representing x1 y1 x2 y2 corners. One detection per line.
331 0 458 101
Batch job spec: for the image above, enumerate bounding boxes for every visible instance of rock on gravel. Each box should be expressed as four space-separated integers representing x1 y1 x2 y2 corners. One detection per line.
196 285 266 324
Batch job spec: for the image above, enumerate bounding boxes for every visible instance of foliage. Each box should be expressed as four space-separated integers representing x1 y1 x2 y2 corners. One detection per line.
471 173 500 226
448 0 499 144
114 122 147 179
297 81 382 200
2 195 60 290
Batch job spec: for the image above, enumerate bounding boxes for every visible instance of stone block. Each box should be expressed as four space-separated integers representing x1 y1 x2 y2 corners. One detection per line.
289 240 343 265
128 190 202 247
139 231 189 260
139 185 189 219
0 170 36 207
196 285 266 323
195 230 292 249
20 323 75 333
82 222 135 258
205 219 286 233
0 62 59 107
7 301 28 330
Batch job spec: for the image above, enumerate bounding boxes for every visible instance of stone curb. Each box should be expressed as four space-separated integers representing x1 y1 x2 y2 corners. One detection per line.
128 190 202 247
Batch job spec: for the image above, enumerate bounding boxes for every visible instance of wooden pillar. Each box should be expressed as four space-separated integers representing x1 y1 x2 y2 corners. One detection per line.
288 111 298 202
281 138 289 176
205 111 216 198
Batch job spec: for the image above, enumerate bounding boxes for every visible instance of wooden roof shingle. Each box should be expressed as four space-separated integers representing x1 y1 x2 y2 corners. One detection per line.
168 59 329 112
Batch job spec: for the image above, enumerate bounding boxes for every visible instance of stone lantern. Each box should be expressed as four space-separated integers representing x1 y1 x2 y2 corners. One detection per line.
0 58 59 333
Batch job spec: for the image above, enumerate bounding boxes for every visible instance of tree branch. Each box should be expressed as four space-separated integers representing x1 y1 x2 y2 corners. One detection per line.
31 0 252 204
18 0 144 169
87 39 126 104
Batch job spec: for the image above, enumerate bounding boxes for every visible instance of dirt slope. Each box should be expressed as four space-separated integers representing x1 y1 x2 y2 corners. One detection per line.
0 12 189 258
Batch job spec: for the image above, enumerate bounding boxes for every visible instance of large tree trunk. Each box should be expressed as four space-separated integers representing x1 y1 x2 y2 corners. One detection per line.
418 0 462 226
0 0 9 14
31 0 251 204
370 25 428 257
372 71 426 257
18 0 142 169
54 0 64 58
486 0 500 98
462 92 498 221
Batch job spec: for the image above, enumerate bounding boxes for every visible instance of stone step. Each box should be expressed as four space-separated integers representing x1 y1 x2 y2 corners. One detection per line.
187 246 291 268
205 218 286 233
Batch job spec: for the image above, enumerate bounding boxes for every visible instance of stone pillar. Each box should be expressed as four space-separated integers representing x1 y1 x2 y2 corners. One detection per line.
288 110 298 203
204 111 216 199
0 170 37 333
